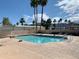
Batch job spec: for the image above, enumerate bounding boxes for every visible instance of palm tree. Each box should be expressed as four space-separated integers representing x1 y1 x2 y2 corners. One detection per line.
30 0 39 32
32 20 35 26
39 0 48 30
59 18 62 23
53 19 56 30
20 18 25 26
68 20 71 30
16 22 19 26
68 20 71 24
64 19 67 29
65 19 67 23
31 0 36 24
41 19 46 27
58 18 62 33
2 17 11 26
45 18 51 30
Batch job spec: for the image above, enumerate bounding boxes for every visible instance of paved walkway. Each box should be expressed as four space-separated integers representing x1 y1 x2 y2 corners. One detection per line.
0 36 79 59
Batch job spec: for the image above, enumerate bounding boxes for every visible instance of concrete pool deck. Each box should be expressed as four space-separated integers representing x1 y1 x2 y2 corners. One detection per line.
0 35 79 59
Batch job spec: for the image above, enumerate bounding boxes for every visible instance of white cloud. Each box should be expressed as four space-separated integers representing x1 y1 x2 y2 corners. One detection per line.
22 13 49 24
56 0 79 23
56 0 79 14
32 13 49 23
23 14 66 24
23 15 32 21
68 14 79 23
22 15 32 24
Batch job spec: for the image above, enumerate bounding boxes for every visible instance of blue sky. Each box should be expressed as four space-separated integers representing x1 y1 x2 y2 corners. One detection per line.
0 0 79 24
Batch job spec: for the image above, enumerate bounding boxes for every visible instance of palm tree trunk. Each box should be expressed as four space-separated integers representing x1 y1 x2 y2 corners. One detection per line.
35 7 38 32
60 22 61 33
34 7 35 30
58 22 60 33
34 7 35 21
54 22 55 29
40 6 43 31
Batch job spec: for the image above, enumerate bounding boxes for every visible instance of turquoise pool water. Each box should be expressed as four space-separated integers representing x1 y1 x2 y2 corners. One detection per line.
16 35 64 44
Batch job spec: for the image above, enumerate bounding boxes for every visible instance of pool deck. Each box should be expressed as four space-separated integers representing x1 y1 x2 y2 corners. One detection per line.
0 35 79 59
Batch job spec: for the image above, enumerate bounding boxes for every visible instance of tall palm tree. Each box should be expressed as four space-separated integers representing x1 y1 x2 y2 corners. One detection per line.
30 0 39 32
53 19 56 30
58 18 62 28
31 0 36 25
58 18 62 33
64 19 67 29
68 20 71 30
39 0 48 30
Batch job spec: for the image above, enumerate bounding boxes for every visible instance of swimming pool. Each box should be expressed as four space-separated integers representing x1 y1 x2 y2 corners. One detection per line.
16 35 64 44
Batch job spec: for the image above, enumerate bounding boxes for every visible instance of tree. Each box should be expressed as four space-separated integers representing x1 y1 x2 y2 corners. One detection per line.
64 19 67 29
20 18 25 26
45 18 51 30
32 20 35 26
68 20 71 30
53 19 56 29
12 24 16 30
58 18 62 23
68 20 71 24
2 17 11 26
41 19 46 27
39 0 48 30
58 18 62 33
16 22 19 26
30 0 39 32
41 18 51 30
65 19 67 23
